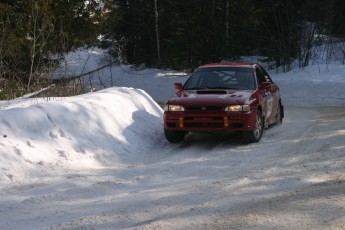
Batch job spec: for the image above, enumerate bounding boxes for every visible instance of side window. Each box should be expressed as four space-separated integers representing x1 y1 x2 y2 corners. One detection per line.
255 67 266 86
259 66 273 83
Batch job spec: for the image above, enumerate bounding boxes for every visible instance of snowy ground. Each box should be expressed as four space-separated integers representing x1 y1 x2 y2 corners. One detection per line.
1 50 345 229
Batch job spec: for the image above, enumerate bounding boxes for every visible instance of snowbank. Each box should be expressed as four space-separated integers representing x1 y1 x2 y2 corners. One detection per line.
0 87 163 185
271 64 345 106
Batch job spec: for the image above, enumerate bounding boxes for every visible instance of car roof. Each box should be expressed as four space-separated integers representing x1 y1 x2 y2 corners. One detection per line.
199 62 257 68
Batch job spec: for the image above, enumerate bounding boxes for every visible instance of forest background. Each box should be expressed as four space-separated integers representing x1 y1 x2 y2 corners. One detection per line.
0 0 344 99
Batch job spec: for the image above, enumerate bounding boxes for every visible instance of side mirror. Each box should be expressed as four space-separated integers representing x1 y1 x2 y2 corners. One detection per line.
174 83 183 90
260 82 272 91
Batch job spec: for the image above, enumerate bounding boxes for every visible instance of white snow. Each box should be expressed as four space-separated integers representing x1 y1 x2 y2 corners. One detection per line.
1 49 345 229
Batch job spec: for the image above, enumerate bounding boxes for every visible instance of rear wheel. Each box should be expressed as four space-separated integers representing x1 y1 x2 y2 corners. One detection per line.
243 110 263 143
164 129 186 143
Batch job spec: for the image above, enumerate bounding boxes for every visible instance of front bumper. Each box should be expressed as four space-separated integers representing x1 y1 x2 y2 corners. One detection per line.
164 111 257 131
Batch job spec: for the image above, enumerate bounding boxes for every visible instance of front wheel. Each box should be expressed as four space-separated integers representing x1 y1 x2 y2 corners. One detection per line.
243 110 264 143
164 129 186 143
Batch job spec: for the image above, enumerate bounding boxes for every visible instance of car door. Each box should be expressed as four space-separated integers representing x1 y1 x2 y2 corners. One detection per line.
255 66 278 123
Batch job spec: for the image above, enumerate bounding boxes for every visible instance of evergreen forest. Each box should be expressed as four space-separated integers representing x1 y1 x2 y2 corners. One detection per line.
1 0 345 98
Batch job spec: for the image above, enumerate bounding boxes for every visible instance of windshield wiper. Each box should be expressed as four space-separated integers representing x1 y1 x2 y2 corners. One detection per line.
184 87 207 90
184 86 237 90
206 86 237 90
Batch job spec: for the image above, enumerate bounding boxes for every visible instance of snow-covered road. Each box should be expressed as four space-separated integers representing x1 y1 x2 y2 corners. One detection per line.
1 105 345 230
2 50 345 229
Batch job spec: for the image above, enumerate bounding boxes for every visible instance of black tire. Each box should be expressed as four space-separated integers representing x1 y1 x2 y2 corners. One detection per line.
243 110 264 143
164 129 186 143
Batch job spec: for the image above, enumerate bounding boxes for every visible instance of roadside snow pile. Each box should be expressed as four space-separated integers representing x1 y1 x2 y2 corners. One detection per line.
0 87 163 185
272 64 345 106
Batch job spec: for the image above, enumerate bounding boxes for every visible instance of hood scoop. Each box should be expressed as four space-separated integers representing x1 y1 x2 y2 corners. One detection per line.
196 90 227 95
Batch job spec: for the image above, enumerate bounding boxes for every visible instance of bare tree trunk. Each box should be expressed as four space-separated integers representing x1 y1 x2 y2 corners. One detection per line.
154 0 161 67
27 0 53 90
225 0 230 45
300 23 316 68
27 1 38 90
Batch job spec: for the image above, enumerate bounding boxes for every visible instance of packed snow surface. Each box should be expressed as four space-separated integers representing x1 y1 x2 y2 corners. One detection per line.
1 50 345 229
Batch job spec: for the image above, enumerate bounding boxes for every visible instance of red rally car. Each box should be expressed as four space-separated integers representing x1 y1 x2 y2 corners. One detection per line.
163 62 284 143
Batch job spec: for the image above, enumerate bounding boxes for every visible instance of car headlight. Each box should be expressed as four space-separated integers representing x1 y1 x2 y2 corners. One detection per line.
225 105 250 112
164 104 185 112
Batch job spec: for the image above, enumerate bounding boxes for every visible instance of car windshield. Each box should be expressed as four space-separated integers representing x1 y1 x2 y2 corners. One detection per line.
183 67 256 90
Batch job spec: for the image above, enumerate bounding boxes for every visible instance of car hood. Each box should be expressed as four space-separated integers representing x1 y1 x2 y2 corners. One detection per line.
166 89 254 106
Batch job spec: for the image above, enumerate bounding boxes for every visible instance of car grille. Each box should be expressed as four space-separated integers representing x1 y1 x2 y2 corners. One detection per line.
185 106 224 111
